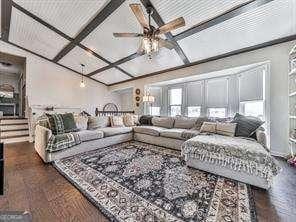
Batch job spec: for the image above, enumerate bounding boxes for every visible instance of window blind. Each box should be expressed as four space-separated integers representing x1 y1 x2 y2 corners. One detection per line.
187 81 203 106
239 67 264 102
206 77 229 107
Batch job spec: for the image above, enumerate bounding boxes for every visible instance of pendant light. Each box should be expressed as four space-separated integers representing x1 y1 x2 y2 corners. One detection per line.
80 63 86 88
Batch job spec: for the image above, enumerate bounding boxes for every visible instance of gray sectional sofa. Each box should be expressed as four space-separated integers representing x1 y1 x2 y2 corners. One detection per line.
34 115 280 189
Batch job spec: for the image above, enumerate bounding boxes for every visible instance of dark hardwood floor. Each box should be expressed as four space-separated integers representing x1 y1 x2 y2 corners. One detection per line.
0 142 295 222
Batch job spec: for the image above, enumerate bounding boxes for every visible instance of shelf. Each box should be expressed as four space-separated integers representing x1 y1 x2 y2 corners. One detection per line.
290 116 296 119
289 69 296 76
290 137 296 143
289 91 296 97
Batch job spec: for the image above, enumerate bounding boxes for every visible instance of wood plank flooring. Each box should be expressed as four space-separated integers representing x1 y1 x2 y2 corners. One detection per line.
0 142 295 222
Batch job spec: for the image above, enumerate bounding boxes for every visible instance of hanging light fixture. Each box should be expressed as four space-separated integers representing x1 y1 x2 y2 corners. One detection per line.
80 63 86 88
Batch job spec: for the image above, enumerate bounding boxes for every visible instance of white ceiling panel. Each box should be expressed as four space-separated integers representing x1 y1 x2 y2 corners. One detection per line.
119 48 183 76
82 0 158 62
151 0 251 35
92 68 131 84
13 0 110 37
59 46 108 74
9 7 69 59
178 0 296 62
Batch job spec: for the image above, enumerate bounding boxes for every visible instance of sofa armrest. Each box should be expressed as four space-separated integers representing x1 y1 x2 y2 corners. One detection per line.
256 130 269 151
34 125 52 162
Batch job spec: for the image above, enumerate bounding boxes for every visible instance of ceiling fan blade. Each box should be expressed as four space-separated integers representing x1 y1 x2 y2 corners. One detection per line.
130 4 149 29
157 17 185 34
159 38 176 50
113 33 142 38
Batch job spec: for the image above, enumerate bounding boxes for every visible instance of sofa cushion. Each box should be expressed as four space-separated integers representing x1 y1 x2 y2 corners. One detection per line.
88 116 110 129
133 126 165 136
160 128 185 140
77 130 103 142
152 117 174 128
99 127 133 137
174 117 196 129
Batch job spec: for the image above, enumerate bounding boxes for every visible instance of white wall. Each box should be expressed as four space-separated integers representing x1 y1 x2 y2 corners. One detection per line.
0 41 121 115
118 90 133 111
110 40 296 156
0 73 19 93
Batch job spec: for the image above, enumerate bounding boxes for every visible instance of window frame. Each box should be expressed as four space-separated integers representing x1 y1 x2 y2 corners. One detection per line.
167 85 185 117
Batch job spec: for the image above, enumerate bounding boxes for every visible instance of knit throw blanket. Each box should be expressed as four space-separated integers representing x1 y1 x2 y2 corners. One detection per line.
47 132 81 152
181 129 212 140
181 134 280 185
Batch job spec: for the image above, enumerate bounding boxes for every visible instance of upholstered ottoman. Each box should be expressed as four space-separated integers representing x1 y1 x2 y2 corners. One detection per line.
181 134 280 189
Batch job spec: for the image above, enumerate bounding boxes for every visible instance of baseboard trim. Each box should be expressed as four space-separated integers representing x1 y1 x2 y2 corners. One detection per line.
271 151 288 158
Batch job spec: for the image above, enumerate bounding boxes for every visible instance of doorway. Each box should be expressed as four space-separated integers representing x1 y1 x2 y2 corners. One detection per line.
0 52 26 118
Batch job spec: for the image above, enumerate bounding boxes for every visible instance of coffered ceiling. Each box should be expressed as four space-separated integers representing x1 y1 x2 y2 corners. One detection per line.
1 0 295 86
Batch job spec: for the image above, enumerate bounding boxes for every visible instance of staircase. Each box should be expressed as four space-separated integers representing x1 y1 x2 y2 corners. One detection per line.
0 118 30 144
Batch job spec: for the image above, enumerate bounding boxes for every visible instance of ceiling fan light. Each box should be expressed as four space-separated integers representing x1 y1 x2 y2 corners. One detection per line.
142 37 159 57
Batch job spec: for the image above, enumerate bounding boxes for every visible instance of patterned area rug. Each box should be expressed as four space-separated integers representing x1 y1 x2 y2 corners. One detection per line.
53 142 257 222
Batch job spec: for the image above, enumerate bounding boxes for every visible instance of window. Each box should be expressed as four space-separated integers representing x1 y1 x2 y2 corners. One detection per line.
149 106 160 116
240 101 264 119
208 108 226 118
188 106 201 117
169 88 182 116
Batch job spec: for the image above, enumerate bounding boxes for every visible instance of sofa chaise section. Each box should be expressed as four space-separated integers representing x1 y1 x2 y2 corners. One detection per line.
182 134 280 189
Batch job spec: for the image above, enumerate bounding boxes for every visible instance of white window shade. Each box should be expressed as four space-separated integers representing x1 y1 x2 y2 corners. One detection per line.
149 87 162 107
169 88 182 105
239 67 264 102
206 78 228 107
187 81 203 106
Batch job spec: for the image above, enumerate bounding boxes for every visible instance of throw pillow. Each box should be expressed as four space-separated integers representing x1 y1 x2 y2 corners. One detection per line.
110 116 124 127
62 113 78 133
46 113 65 135
194 117 211 130
152 117 175 129
200 122 216 133
216 122 237 137
139 115 153 125
123 114 138 126
36 113 50 129
174 117 197 129
74 114 88 130
231 113 264 137
88 116 110 130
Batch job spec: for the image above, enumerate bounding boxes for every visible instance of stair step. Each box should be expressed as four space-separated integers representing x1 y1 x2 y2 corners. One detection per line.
0 119 28 125
0 136 30 144
0 124 28 131
0 134 29 139
0 130 29 138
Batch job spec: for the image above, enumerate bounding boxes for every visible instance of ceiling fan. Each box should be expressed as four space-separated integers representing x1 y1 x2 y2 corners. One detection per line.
113 4 185 59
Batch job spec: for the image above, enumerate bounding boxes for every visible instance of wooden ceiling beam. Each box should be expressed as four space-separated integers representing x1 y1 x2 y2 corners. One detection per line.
108 34 296 86
1 0 13 41
1 40 107 85
174 0 274 41
6 1 133 80
53 0 125 63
